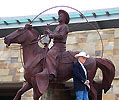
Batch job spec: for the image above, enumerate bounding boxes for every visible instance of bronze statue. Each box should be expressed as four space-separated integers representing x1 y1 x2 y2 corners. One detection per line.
4 10 115 100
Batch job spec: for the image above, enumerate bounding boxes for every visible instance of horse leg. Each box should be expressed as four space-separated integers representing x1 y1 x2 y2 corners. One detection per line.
90 84 97 100
33 85 42 100
13 82 32 100
31 77 42 100
33 89 42 100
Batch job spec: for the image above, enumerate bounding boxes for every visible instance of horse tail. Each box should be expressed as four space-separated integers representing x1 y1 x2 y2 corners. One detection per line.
95 58 115 93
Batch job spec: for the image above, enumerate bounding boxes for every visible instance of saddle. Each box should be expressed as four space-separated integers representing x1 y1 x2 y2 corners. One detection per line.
56 51 77 64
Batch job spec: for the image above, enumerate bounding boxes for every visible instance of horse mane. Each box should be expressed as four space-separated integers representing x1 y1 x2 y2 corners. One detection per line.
29 28 45 56
31 29 39 41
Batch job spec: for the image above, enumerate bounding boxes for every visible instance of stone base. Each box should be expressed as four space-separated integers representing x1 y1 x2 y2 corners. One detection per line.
41 83 75 100
41 82 103 100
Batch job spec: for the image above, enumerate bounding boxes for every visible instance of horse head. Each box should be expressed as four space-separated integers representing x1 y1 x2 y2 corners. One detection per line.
4 24 39 47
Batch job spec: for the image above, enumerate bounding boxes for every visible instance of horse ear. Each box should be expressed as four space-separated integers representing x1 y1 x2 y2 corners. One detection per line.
24 24 38 42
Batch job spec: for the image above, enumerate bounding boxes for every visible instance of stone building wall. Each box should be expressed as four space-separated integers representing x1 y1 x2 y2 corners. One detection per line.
0 39 24 82
0 28 119 100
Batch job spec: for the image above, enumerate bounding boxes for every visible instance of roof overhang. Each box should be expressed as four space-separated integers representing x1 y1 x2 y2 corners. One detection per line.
0 7 119 37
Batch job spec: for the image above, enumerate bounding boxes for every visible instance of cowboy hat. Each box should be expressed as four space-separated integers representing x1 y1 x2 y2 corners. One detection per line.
58 10 70 24
75 52 90 58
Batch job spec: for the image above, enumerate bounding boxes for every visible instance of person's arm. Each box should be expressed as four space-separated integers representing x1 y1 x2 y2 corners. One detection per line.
45 25 69 39
72 65 87 83
44 28 53 35
50 25 68 39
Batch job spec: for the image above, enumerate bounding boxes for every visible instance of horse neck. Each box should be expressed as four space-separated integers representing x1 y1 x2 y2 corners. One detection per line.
22 43 44 64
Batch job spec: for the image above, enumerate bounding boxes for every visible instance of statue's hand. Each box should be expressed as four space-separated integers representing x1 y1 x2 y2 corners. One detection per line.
44 29 50 35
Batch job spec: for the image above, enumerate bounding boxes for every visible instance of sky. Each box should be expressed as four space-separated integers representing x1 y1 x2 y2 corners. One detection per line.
0 0 119 17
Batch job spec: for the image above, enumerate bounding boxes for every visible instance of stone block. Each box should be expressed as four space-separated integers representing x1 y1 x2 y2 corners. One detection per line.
0 69 9 75
10 50 19 57
103 53 113 61
114 42 119 48
12 76 20 82
4 60 11 64
82 43 95 56
76 38 87 43
66 43 79 51
21 89 34 100
104 50 113 54
78 33 88 38
22 89 33 97
114 60 119 66
21 97 33 100
18 52 24 62
114 39 119 43
3 46 9 51
113 48 119 55
114 28 119 38
95 50 102 56
115 70 119 78
112 55 119 61
4 44 20 51
108 36 114 42
87 33 100 43
0 76 13 82
67 36 77 44
0 51 11 60
113 85 119 94
9 68 17 75
102 40 108 45
0 63 8 69
104 42 114 50
102 33 114 40
77 43 86 50
103 29 114 34
7 63 18 69
0 38 4 44
96 45 102 51
0 45 4 51
102 94 118 100
19 72 25 81
70 31 87 37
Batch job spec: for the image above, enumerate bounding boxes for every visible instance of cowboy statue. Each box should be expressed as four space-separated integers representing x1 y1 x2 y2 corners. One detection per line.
35 9 70 94
44 9 70 80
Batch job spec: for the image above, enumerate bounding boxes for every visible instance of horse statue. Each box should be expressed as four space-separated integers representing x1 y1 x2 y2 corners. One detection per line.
4 25 115 100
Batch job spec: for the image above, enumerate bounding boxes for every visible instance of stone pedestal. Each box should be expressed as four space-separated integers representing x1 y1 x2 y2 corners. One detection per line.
41 83 75 100
41 82 103 100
